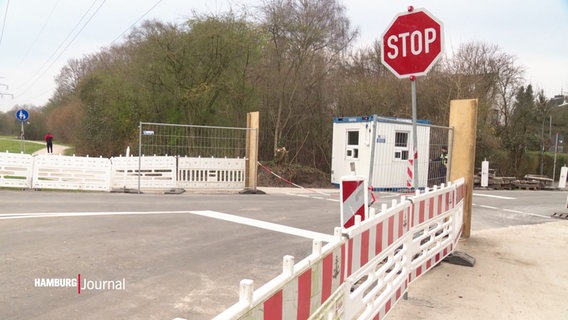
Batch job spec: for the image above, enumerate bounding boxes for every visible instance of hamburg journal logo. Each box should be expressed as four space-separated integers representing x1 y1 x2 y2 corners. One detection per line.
34 274 126 294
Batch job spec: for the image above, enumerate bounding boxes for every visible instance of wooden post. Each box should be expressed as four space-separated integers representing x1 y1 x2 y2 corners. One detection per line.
449 99 478 238
245 112 259 192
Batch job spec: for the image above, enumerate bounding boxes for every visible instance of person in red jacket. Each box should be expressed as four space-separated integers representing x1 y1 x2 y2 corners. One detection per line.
44 132 54 154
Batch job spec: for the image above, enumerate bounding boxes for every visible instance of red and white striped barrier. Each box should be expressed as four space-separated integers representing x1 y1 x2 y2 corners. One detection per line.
214 232 346 320
340 176 368 228
213 178 466 320
407 149 417 188
344 199 411 278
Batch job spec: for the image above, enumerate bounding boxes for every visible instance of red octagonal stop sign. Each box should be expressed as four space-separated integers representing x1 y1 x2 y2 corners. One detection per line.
381 8 444 78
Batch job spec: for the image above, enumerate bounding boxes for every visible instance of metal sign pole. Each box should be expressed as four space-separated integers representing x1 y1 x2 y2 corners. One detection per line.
20 121 24 153
411 76 419 189
367 115 379 187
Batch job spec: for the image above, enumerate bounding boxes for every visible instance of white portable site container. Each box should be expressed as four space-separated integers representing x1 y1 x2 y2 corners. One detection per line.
331 115 431 190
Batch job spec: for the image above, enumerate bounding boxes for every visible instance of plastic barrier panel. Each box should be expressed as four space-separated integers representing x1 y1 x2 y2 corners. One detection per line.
0 152 33 189
32 155 111 191
177 157 245 189
110 155 176 190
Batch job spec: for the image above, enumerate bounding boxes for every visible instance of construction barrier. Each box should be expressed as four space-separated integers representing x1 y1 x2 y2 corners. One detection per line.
110 155 177 190
0 152 246 191
0 151 34 188
213 177 465 320
340 176 368 228
177 156 245 189
33 154 111 191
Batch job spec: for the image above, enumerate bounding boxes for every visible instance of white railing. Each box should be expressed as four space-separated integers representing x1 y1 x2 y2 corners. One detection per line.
212 178 465 320
0 152 246 191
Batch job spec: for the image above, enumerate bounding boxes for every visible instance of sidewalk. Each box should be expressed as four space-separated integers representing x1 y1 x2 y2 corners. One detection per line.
389 220 568 319
32 143 69 155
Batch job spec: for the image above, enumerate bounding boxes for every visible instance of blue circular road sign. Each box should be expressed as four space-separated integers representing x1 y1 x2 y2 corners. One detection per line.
15 109 29 122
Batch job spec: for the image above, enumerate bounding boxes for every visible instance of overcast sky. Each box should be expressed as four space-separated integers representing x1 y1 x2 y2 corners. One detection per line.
0 0 567 113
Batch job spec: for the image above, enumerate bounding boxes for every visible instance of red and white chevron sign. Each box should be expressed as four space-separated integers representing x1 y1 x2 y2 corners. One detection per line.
340 176 368 228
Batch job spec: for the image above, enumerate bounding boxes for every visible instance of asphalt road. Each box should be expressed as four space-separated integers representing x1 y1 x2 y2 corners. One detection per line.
0 187 565 319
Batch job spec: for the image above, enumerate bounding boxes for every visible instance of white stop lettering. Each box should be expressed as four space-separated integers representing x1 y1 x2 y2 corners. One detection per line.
386 27 437 59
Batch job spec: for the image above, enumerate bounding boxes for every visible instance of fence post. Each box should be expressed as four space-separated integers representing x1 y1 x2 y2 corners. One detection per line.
245 112 259 192
449 99 478 238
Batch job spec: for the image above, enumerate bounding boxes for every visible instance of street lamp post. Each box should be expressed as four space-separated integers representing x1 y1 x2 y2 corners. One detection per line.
541 100 568 177
552 132 560 182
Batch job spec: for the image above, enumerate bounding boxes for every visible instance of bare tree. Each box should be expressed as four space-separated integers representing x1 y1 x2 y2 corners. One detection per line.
256 0 357 164
441 42 525 171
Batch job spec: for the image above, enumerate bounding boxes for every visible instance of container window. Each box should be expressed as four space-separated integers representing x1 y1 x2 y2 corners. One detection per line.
395 131 408 147
347 131 359 146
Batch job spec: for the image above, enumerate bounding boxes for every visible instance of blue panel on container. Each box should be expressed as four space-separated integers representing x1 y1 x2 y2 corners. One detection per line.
333 115 431 124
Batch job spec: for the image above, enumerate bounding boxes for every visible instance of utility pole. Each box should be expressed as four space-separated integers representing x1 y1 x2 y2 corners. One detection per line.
0 83 14 100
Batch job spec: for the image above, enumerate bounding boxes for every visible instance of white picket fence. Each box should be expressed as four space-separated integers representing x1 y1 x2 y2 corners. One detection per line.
0 152 246 191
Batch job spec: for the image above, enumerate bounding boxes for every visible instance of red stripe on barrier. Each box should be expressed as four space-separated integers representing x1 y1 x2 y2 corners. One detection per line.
264 290 283 320
361 230 370 266
437 194 443 215
375 221 383 255
426 259 432 269
321 253 333 303
416 266 422 278
419 200 425 225
398 211 404 238
343 215 356 229
396 288 402 300
297 270 312 319
429 197 435 219
385 299 392 314
388 216 394 246
341 180 363 202
354 204 365 223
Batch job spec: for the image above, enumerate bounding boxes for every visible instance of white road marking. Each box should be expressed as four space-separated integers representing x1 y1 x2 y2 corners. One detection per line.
472 205 551 219
503 209 524 214
285 192 340 203
0 210 337 242
473 193 516 200
287 193 311 198
189 210 336 242
503 210 550 219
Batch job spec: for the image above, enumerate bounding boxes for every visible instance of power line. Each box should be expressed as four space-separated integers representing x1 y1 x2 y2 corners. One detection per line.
16 0 107 99
110 0 165 45
9 0 168 106
19 0 62 65
0 0 9 50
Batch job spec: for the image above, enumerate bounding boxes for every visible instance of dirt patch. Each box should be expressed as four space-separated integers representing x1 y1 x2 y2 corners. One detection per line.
257 163 334 188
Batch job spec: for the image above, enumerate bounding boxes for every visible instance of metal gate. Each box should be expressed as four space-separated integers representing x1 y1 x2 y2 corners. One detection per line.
137 122 256 191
